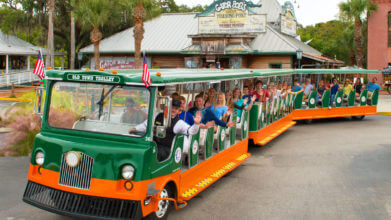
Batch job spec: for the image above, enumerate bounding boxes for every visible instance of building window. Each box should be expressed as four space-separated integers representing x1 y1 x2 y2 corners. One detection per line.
388 12 391 47
269 63 282 69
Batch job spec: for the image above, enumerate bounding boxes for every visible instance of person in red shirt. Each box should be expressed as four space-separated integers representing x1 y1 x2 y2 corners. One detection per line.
252 80 270 102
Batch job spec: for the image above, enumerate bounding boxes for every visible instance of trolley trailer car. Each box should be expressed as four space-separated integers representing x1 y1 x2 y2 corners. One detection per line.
23 68 379 219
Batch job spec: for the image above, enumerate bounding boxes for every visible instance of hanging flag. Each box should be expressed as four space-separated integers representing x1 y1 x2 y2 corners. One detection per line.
33 51 45 80
142 53 151 88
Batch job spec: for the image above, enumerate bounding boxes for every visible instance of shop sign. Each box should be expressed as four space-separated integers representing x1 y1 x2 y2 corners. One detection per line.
281 11 297 36
90 56 151 69
198 0 265 34
206 55 216 62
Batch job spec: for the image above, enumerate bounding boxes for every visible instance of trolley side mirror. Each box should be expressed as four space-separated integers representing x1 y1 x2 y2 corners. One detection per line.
34 87 45 115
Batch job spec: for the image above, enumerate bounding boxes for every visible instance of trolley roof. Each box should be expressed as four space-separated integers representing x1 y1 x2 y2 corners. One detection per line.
294 69 380 74
46 68 379 86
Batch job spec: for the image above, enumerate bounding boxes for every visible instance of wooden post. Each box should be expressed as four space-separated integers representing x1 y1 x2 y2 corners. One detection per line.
10 83 15 98
6 55 9 74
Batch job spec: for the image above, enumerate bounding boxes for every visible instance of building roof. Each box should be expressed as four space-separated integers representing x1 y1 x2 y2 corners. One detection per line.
250 25 322 55
254 0 282 23
80 13 322 56
80 13 198 54
0 30 65 56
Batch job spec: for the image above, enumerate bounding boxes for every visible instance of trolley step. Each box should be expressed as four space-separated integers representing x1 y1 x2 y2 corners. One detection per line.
179 153 250 201
256 121 296 146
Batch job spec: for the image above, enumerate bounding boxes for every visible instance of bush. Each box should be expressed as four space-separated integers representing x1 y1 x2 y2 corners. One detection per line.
1 104 41 156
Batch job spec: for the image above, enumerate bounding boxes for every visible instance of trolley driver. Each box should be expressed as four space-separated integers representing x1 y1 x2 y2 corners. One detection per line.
129 99 201 161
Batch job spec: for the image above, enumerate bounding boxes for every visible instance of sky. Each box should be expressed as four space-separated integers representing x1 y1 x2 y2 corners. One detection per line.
174 0 346 27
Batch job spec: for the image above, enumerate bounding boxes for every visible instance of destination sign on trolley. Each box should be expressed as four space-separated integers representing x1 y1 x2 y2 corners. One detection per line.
67 74 121 83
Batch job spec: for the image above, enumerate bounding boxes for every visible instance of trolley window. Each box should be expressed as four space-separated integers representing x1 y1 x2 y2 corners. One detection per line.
48 82 150 137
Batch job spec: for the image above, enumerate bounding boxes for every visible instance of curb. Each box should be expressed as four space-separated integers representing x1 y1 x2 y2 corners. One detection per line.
0 98 33 102
377 112 391 115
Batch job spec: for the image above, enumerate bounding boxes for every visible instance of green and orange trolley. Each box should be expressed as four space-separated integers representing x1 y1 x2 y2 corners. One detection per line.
23 68 380 219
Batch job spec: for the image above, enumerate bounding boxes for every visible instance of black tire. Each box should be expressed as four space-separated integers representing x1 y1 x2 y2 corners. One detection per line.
352 115 365 120
303 119 313 124
144 184 175 220
387 86 391 94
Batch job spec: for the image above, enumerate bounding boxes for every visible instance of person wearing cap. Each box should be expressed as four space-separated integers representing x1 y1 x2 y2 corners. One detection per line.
120 98 147 124
129 99 201 161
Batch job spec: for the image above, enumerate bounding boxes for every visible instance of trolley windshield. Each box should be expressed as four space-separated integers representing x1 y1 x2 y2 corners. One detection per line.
48 81 150 137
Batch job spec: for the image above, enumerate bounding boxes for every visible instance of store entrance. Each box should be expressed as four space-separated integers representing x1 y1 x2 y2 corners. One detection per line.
201 56 233 69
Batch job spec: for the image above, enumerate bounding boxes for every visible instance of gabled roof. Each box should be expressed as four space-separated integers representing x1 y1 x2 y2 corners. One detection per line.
253 0 282 22
79 13 198 54
0 30 65 56
250 25 322 55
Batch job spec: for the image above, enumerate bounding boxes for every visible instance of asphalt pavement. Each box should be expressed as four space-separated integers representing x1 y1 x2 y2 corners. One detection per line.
0 115 390 220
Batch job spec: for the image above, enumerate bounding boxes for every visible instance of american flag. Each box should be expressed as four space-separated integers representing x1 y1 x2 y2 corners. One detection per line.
33 51 45 80
142 54 151 88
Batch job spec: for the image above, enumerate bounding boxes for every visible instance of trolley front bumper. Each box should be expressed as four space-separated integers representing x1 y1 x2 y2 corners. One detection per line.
23 181 142 220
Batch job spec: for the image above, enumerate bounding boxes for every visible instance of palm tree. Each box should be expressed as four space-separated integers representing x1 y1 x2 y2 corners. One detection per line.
74 0 120 69
46 0 55 68
120 0 159 69
339 0 377 68
132 3 146 69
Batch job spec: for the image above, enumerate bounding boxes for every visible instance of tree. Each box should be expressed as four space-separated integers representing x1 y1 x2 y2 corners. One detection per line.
132 3 145 69
297 20 355 66
73 0 121 69
339 0 377 68
46 0 54 68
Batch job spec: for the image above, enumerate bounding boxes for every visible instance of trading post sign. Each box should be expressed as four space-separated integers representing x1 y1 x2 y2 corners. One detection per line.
197 0 266 34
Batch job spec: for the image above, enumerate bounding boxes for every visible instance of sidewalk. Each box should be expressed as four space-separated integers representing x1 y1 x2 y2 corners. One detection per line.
377 94 391 113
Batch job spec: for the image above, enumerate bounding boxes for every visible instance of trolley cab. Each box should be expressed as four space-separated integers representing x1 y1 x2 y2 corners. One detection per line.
23 69 252 219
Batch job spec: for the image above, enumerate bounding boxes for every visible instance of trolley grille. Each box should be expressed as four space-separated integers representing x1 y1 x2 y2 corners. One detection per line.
23 181 142 219
59 152 93 190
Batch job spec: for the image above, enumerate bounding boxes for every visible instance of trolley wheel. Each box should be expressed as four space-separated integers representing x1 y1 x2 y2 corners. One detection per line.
303 119 313 124
352 115 365 120
145 184 175 220
387 85 391 94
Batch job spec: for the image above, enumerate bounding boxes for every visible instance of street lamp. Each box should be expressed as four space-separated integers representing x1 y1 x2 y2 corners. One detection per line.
77 53 83 69
296 49 303 69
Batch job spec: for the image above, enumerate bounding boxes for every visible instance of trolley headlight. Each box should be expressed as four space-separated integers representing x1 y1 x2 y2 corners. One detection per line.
121 165 135 180
35 151 45 166
65 151 81 167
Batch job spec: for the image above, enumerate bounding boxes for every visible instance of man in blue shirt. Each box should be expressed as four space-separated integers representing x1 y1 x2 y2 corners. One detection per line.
292 79 303 92
189 95 234 128
177 96 194 126
367 77 381 92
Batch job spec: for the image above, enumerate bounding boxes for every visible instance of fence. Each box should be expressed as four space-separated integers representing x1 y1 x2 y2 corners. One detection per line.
0 71 40 88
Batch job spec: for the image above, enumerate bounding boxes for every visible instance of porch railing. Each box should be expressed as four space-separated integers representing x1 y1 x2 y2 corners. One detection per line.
0 71 40 87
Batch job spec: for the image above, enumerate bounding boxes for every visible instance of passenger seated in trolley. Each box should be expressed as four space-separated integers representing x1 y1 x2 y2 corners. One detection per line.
354 78 363 97
176 96 194 126
292 79 303 92
330 78 340 106
214 92 231 121
342 79 353 98
303 78 314 100
232 88 256 121
129 99 201 162
316 79 327 104
367 77 381 94
242 85 253 100
120 97 148 124
252 80 270 102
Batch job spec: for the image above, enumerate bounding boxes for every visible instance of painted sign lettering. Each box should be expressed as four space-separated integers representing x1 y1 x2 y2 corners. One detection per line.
67 74 121 83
